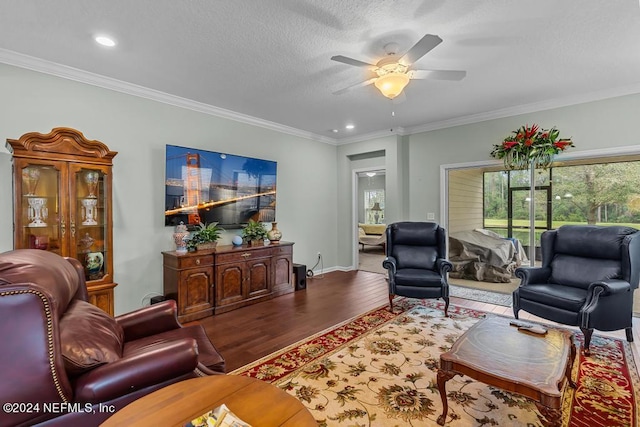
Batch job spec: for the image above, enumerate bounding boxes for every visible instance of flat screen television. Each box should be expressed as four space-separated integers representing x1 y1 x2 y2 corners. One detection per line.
165 144 277 229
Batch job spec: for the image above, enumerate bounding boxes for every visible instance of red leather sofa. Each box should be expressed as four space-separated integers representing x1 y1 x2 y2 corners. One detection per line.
0 249 225 426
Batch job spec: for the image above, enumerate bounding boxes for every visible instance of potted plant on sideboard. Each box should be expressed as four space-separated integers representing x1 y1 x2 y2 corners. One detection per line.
186 222 223 251
241 220 268 246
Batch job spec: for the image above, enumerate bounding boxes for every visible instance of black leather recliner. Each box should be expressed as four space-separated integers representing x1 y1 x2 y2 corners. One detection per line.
382 222 453 315
513 225 640 355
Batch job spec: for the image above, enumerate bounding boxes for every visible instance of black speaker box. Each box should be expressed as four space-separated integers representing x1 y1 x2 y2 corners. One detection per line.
150 295 167 305
293 263 307 291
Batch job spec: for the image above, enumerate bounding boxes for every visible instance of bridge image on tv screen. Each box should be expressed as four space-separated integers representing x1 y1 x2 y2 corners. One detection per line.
165 145 277 228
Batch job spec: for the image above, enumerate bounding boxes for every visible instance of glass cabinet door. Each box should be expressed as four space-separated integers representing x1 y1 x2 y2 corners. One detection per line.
17 162 64 255
71 165 110 283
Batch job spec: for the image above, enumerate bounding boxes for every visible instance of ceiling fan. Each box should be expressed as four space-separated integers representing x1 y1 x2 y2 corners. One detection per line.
331 34 466 100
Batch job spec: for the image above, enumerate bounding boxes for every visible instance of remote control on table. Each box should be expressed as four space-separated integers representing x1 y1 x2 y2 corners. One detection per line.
518 325 548 335
509 320 529 328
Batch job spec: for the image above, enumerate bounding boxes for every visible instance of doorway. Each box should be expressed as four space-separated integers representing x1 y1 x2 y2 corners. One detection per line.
354 169 386 274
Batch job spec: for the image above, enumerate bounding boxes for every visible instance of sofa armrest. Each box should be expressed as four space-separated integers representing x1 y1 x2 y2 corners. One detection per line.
115 300 181 341
73 338 199 402
515 266 551 285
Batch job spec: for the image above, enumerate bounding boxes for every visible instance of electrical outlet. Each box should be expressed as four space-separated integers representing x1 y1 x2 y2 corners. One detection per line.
427 212 435 220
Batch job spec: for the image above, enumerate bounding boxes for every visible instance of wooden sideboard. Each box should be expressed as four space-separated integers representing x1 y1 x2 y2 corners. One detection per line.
163 241 294 322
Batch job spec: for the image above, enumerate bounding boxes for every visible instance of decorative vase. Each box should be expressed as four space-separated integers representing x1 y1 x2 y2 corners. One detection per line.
81 198 98 225
23 167 40 196
79 233 94 252
27 197 48 227
84 171 100 198
173 221 189 254
267 222 282 243
86 251 104 280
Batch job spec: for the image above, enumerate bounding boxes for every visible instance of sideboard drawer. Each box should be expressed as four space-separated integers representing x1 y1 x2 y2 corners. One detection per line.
178 254 213 269
216 248 271 264
272 245 292 256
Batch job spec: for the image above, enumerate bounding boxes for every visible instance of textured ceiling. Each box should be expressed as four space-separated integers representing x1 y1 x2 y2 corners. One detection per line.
1 0 640 143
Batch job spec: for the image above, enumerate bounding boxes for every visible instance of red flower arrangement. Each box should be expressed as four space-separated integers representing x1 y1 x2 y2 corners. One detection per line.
490 124 574 170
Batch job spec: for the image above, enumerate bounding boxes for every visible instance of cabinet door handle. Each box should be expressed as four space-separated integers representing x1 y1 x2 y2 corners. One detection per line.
195 259 200 265
242 253 251 259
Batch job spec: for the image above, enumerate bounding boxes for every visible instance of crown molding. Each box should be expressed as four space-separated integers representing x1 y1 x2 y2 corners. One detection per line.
335 126 408 145
0 48 338 145
3 48 639 147
402 83 640 135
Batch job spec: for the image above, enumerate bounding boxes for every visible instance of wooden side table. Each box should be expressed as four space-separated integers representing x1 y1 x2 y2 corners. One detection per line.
437 316 575 427
101 375 316 427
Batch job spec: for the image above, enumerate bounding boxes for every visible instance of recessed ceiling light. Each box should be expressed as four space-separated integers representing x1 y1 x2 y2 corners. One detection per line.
332 129 339 133
345 124 355 130
95 35 116 47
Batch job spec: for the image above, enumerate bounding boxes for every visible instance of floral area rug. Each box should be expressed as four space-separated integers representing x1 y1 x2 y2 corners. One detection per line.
231 299 639 426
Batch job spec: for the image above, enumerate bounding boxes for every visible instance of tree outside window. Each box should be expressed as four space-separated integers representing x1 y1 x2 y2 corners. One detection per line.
483 161 640 240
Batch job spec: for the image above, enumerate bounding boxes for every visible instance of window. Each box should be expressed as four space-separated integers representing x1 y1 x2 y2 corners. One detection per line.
483 160 640 247
364 190 385 224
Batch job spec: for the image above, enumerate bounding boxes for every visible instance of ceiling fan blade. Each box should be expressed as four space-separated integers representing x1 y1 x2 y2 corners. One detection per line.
332 77 377 95
331 55 376 69
409 69 467 81
399 34 443 66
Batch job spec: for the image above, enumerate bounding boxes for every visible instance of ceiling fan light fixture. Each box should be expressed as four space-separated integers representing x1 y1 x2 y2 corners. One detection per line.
374 72 410 99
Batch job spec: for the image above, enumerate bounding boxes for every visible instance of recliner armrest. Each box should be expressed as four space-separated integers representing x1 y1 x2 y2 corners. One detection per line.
115 299 181 342
436 258 453 276
73 338 199 402
515 266 551 285
382 256 396 275
588 279 631 296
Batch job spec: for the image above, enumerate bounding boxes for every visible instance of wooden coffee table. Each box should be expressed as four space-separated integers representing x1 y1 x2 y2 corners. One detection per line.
101 375 316 427
437 316 575 427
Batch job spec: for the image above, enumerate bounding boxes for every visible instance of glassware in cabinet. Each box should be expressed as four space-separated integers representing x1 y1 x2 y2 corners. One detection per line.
71 165 111 284
18 163 63 255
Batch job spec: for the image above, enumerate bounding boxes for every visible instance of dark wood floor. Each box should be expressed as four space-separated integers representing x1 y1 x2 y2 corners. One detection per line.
191 270 640 373
193 270 389 371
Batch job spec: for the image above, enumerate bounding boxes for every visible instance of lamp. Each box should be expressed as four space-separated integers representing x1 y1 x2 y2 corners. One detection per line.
374 73 410 99
371 202 382 224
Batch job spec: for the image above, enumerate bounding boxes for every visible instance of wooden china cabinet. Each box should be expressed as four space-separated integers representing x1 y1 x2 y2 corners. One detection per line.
6 128 118 315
